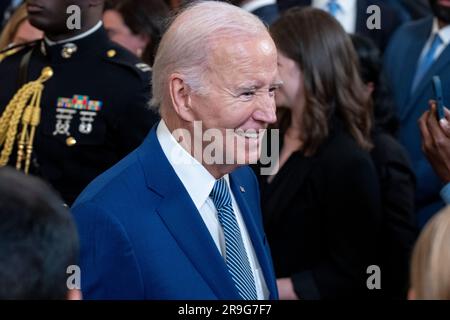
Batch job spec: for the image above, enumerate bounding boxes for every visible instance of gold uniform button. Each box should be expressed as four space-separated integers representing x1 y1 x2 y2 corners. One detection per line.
66 137 77 147
107 49 117 58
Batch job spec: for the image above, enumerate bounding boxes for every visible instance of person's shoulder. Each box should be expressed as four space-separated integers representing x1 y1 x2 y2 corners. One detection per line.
99 42 152 84
372 131 414 172
0 40 40 65
394 15 432 37
74 150 144 206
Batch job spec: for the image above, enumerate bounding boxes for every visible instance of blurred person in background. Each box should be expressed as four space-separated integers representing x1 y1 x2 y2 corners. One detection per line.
275 0 404 52
0 0 158 206
0 3 43 52
259 8 382 300
103 0 170 66
352 34 417 299
419 101 450 204
409 205 450 300
0 167 80 299
384 0 450 227
1 0 22 27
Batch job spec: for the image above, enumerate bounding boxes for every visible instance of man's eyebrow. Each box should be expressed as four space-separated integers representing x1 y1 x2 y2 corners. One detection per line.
236 80 283 90
271 80 284 87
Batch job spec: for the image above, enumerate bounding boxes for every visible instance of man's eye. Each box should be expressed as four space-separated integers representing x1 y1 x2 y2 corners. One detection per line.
240 91 256 99
269 87 277 96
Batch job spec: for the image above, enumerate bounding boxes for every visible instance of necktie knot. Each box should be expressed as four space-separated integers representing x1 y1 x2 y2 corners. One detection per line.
210 178 231 209
430 33 443 52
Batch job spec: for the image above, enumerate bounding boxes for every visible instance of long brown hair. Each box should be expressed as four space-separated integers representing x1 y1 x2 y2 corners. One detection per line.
270 7 372 155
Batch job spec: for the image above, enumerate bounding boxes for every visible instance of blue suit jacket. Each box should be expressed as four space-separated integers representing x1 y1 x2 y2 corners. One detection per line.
384 17 450 226
71 125 278 300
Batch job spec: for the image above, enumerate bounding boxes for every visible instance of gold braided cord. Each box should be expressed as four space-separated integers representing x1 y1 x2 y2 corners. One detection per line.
0 48 19 63
0 67 53 173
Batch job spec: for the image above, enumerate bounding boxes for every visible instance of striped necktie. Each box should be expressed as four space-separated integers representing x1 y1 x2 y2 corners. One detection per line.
210 178 257 300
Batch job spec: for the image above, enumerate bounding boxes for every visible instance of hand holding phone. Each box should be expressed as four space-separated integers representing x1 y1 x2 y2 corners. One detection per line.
432 76 445 120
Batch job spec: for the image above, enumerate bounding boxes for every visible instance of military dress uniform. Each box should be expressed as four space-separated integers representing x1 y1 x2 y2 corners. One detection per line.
0 23 159 205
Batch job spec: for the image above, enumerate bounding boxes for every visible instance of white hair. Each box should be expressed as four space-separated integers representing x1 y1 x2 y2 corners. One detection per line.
150 0 268 112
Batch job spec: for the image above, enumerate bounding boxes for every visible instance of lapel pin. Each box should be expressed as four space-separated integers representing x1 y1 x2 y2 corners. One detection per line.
240 186 245 193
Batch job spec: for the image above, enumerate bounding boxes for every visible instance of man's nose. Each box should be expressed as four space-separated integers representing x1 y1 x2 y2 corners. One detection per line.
253 97 277 124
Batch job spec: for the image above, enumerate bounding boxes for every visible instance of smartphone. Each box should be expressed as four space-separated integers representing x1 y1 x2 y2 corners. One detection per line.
432 76 445 120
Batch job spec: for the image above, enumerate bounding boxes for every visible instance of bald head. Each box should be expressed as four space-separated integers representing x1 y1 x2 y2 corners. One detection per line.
151 1 270 114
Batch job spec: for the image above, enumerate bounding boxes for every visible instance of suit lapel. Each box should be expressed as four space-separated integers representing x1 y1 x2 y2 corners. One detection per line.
156 191 240 299
138 126 239 299
229 171 277 299
407 45 450 113
400 19 434 119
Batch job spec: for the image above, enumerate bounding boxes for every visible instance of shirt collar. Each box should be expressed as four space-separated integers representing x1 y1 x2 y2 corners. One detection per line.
156 120 228 211
313 0 356 15
45 21 103 46
431 18 450 46
241 0 276 13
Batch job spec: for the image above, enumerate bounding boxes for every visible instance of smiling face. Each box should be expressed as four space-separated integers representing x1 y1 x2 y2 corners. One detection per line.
188 34 279 172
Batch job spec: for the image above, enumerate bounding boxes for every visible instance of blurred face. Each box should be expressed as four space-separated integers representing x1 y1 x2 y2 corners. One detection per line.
103 9 148 57
275 51 304 109
13 20 43 45
429 0 450 24
189 34 279 168
25 0 89 35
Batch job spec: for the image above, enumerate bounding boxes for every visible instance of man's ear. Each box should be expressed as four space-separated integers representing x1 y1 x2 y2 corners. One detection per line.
169 73 196 122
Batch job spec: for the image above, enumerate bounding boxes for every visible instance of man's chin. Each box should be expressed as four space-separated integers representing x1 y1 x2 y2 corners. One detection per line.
27 16 50 31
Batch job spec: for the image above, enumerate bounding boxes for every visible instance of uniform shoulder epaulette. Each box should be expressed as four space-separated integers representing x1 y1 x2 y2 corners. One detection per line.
0 40 40 63
102 44 152 82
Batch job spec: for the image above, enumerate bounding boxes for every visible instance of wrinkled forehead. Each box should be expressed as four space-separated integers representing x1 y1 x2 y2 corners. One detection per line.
206 34 278 81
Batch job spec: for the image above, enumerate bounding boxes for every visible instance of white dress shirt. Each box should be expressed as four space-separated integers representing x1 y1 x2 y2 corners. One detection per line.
313 0 357 34
417 18 450 64
156 120 269 300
